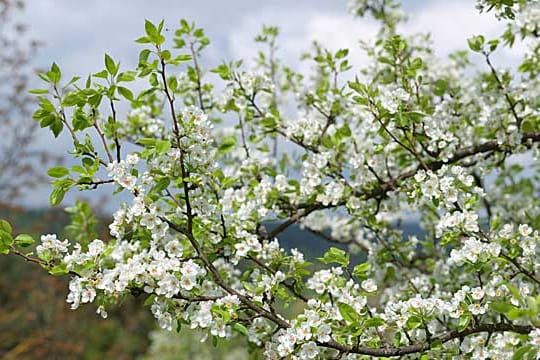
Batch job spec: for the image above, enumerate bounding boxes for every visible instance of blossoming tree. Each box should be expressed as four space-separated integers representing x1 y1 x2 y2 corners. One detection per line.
0 0 48 206
2 0 540 358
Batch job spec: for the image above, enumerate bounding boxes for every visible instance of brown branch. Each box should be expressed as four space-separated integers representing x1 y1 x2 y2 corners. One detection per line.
10 247 48 267
10 247 79 277
165 218 291 329
189 41 206 112
484 53 522 129
500 253 540 287
109 98 121 162
269 131 540 239
321 322 534 357
173 293 221 302
93 120 114 163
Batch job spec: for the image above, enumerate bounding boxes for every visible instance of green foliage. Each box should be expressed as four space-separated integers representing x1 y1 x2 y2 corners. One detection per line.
319 247 350 267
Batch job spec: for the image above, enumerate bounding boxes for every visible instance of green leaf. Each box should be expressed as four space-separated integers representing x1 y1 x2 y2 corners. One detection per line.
50 117 64 138
513 345 534 360
93 70 109 79
135 36 150 44
49 62 62 84
50 188 66 206
156 140 171 154
0 230 13 254
364 317 385 328
29 89 50 94
14 234 35 247
211 64 230 80
49 263 69 276
0 219 12 234
47 166 69 178
139 49 151 65
118 86 134 101
353 262 371 279
433 79 449 96
467 35 485 52
117 71 137 82
62 92 82 107
430 340 443 350
38 72 50 83
145 19 158 37
174 54 192 62
335 48 348 59
218 136 237 154
105 53 118 76
319 247 350 267
144 19 165 45
260 117 277 129
458 315 470 332
167 76 178 92
521 119 538 133
407 315 422 329
136 138 157 147
232 323 248 336
50 179 75 206
490 301 516 314
507 308 529 320
337 302 360 324
527 296 538 315
152 177 171 193
73 107 92 131
144 294 156 306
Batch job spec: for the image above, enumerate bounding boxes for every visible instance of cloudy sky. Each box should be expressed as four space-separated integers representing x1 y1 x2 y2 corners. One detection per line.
10 0 521 209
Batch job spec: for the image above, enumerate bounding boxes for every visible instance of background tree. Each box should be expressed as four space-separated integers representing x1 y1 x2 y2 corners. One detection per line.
0 0 53 206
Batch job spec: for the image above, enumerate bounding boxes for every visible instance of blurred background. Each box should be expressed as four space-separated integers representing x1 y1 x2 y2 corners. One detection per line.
0 0 517 358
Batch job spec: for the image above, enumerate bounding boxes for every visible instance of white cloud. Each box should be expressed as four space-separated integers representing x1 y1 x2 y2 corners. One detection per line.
227 0 523 82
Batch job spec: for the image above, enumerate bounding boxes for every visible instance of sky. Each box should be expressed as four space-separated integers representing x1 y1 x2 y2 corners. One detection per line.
9 0 523 210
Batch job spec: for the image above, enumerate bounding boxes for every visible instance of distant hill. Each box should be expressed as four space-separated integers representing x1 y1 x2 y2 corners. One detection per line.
0 207 424 264
270 220 424 265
